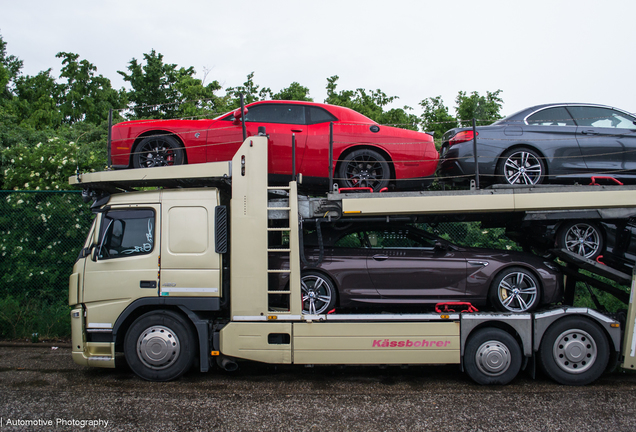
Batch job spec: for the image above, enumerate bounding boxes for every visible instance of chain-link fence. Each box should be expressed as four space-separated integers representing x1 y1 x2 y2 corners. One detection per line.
0 190 94 340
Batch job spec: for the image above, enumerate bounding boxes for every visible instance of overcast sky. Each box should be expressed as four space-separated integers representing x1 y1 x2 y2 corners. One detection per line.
2 0 635 117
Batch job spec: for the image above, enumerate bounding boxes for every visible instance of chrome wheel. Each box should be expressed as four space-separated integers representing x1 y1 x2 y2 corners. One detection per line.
561 223 602 259
494 269 539 312
552 329 597 374
301 273 335 314
502 150 543 185
475 339 512 377
136 325 181 370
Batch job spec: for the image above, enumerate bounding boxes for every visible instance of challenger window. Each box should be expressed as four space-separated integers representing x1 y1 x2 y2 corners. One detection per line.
527 107 576 126
307 107 337 124
243 104 306 124
97 209 155 259
567 106 636 129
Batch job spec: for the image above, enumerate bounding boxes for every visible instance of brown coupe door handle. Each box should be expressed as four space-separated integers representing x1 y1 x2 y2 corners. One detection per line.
372 255 389 261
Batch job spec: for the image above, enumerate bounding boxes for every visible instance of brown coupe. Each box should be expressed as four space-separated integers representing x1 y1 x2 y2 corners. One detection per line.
270 223 563 314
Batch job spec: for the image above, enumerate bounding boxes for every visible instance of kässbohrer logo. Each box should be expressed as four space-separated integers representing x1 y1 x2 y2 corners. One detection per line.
372 339 451 348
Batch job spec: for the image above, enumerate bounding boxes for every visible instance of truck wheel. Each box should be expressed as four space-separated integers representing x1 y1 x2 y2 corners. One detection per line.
556 221 604 260
124 310 196 381
337 149 390 191
301 272 337 314
132 135 185 168
489 267 540 312
464 328 522 385
539 317 609 385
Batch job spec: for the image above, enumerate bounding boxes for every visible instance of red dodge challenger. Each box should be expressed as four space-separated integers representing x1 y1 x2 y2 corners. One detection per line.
110 100 439 191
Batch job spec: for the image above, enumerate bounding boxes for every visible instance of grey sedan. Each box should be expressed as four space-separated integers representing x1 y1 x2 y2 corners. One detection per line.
438 103 636 186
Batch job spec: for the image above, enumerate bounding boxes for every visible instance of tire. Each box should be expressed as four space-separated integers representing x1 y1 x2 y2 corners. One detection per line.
489 267 541 312
556 221 604 260
539 317 609 385
132 135 185 168
464 328 522 385
337 149 391 191
124 310 196 381
497 147 545 185
301 271 337 314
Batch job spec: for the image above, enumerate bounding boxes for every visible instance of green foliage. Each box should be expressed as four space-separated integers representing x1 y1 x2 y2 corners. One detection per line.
2 128 105 190
118 49 225 119
0 34 23 102
225 71 273 108
9 69 63 129
56 52 126 125
272 81 312 101
325 75 418 130
419 96 457 145
0 295 70 339
455 89 504 126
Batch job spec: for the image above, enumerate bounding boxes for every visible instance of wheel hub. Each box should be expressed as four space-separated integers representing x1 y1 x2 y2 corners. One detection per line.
136 325 180 370
475 340 511 376
553 329 596 374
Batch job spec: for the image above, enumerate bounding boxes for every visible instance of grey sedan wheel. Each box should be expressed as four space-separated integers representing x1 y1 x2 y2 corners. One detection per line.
557 221 604 260
301 272 337 314
490 267 540 312
498 148 545 185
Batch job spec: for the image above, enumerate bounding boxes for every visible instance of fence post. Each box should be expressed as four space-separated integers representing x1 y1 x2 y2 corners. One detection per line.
292 133 296 180
240 94 247 141
472 118 480 189
329 122 334 191
107 108 113 169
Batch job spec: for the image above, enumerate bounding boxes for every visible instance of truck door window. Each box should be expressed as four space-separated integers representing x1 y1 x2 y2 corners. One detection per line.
97 209 155 259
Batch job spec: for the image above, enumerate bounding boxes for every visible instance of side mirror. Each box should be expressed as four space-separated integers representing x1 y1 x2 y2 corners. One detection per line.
232 107 248 124
434 241 447 251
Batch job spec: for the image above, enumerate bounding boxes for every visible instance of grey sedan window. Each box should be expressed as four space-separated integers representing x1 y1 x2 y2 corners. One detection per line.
568 106 636 129
527 107 576 126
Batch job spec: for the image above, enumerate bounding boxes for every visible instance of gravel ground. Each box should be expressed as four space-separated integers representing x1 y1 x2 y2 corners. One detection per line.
1 345 636 431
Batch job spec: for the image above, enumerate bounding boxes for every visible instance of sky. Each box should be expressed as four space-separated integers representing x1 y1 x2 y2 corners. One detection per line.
2 0 635 117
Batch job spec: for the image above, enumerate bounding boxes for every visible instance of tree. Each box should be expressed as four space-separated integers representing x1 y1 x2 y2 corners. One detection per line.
324 75 418 130
56 52 125 125
419 96 457 143
272 82 312 101
455 90 504 126
10 70 63 129
225 72 272 108
0 34 23 103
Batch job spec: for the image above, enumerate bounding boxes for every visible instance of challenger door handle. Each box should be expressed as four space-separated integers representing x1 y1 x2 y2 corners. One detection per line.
372 255 389 261
581 130 598 135
291 129 303 133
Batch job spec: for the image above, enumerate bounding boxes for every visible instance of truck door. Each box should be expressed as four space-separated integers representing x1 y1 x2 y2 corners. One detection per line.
82 205 160 330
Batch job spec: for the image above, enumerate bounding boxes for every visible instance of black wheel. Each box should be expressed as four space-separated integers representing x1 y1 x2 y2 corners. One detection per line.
124 310 196 381
132 135 185 168
539 317 609 385
337 149 391 191
556 221 604 260
464 328 522 385
489 267 541 312
301 271 337 314
497 147 545 185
